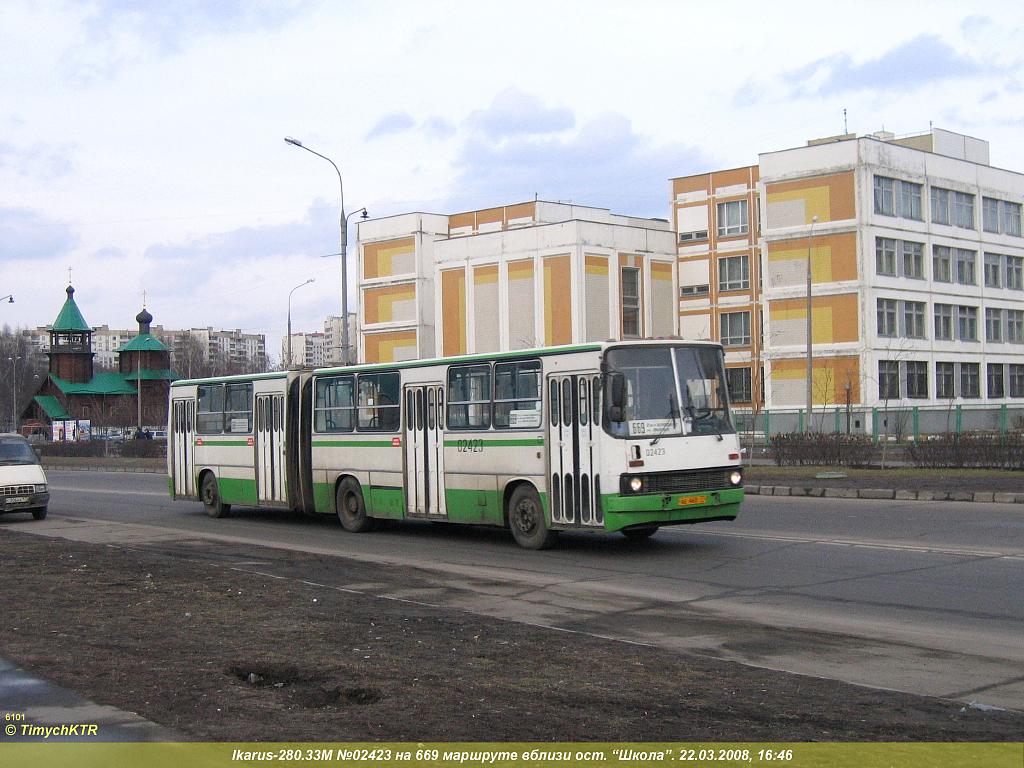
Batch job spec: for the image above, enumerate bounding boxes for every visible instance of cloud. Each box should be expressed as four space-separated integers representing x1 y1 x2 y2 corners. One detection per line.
0 208 78 260
450 110 709 218
366 112 417 141
792 35 995 97
422 116 456 141
467 88 575 140
0 142 75 180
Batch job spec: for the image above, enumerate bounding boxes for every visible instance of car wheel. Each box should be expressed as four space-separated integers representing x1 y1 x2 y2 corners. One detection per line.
31 507 47 521
200 473 231 518
508 485 558 550
336 478 375 532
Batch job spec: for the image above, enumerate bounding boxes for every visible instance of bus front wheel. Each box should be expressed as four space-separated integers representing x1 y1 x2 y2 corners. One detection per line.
508 485 558 550
200 473 231 518
336 478 375 533
621 525 658 540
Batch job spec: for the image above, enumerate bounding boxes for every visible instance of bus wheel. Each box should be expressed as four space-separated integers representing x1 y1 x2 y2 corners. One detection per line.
200 473 231 518
336 478 375 533
622 525 658 540
508 485 558 550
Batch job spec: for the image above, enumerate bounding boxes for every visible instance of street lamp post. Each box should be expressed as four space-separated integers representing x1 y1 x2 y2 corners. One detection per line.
805 215 818 433
8 355 22 432
284 137 355 365
286 278 316 368
0 295 13 304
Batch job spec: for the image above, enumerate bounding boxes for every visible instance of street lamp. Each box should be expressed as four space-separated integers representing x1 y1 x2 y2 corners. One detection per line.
8 355 22 432
286 278 316 368
284 136 356 365
0 295 13 304
805 215 818 433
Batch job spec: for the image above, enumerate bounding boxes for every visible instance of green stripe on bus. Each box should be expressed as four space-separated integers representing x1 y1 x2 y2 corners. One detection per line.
442 438 543 447
197 440 250 446
312 440 398 448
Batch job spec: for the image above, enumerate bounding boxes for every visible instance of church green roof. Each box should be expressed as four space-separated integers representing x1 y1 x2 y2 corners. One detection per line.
123 368 178 381
52 286 90 332
50 373 140 396
34 395 71 420
118 333 168 353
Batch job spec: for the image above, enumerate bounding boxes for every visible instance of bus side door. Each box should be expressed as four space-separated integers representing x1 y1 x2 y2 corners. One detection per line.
171 398 196 498
255 393 287 505
404 385 446 517
547 375 600 527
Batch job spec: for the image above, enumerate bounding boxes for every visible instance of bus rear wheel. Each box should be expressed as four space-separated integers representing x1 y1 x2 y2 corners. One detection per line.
508 485 558 550
200 473 231 518
336 478 375 533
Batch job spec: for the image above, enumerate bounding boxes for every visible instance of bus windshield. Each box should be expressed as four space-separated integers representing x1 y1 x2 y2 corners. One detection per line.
603 345 734 439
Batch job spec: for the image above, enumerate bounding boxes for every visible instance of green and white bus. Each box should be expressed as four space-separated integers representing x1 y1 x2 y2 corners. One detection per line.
168 340 744 549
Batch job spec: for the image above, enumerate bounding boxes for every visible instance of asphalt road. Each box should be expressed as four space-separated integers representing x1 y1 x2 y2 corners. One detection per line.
11 470 1024 711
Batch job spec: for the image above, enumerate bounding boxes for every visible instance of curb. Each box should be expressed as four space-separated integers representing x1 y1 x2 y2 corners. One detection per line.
744 484 1024 504
42 464 163 474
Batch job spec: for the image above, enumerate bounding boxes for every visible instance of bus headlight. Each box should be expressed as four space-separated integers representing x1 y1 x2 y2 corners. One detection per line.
729 469 743 486
629 476 643 493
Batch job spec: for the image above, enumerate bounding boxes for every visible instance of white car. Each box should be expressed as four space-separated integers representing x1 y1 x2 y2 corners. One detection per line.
0 433 49 520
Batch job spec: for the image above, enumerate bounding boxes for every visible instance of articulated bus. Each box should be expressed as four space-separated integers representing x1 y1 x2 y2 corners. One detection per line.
167 340 744 549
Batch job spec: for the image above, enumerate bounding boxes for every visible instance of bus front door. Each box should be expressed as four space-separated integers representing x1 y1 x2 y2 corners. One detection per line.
171 398 196 498
255 393 287 505
404 385 446 517
548 375 601 527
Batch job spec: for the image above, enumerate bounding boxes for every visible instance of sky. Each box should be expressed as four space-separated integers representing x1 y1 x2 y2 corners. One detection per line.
2 0 1023 363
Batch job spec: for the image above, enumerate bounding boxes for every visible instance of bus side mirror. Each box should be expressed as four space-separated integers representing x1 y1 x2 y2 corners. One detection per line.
609 373 626 422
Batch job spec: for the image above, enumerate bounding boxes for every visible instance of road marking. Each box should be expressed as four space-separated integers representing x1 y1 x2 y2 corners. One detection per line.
48 485 170 498
672 527 1024 560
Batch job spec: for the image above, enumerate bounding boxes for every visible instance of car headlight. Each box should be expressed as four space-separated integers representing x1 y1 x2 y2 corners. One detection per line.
729 470 743 486
36 484 48 493
629 476 644 493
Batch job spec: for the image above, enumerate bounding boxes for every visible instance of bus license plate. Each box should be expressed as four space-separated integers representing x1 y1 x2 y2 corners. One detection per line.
6 497 29 504
677 495 707 506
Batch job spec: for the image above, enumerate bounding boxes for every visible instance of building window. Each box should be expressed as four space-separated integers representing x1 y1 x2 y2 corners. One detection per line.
1010 364 1024 397
680 284 710 297
1007 309 1024 343
953 248 976 285
960 363 980 398
936 362 956 399
874 176 922 219
725 367 752 403
716 200 749 237
901 240 925 279
985 252 1003 288
720 311 751 347
986 308 1004 343
718 254 750 291
957 306 978 341
875 237 897 276
906 361 928 399
988 364 1005 399
1006 255 1023 290
954 191 975 229
903 301 926 339
621 267 641 338
932 187 973 227
983 197 1023 236
934 304 954 340
877 298 898 337
878 360 900 400
933 245 952 282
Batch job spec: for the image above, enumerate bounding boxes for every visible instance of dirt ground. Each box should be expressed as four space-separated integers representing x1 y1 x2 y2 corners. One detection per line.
0 529 1020 742
745 465 1024 494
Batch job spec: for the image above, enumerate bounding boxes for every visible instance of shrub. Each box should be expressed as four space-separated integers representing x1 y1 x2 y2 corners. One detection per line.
907 432 1024 470
118 439 167 459
770 433 875 467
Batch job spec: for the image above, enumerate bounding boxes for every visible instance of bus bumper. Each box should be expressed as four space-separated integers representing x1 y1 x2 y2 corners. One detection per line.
601 487 744 532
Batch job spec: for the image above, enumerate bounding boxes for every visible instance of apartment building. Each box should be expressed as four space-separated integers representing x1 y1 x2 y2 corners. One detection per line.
674 127 1024 411
323 313 357 365
282 331 327 367
672 166 762 407
357 201 677 364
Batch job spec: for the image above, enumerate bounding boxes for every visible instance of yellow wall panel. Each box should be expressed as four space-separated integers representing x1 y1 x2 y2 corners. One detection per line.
766 171 855 223
363 237 415 279
364 330 417 364
771 356 861 405
543 255 572 346
769 293 859 344
441 268 466 356
363 284 416 325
